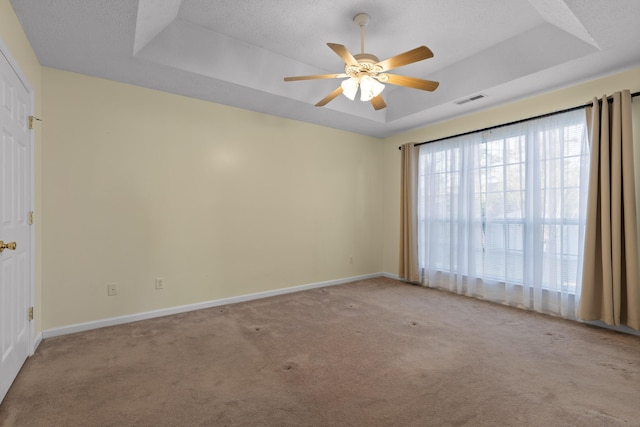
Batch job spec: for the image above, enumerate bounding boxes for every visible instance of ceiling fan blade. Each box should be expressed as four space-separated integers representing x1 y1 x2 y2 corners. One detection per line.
370 94 386 110
284 73 347 81
375 46 434 71
384 74 439 91
327 43 358 66
315 86 344 107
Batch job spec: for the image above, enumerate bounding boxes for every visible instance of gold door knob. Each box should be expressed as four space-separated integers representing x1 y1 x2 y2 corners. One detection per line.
0 240 17 252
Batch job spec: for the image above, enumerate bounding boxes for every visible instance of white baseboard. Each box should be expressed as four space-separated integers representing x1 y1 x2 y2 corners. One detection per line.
582 320 640 336
31 332 42 355
382 272 400 280
42 273 386 339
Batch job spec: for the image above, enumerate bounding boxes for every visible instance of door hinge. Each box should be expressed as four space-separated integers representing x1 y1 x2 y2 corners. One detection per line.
29 211 34 225
28 115 41 130
29 307 34 321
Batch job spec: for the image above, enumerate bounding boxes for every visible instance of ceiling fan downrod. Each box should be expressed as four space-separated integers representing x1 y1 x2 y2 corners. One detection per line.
354 13 370 55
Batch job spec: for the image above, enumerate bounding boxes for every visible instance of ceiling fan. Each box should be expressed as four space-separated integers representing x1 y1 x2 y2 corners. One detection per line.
284 13 439 111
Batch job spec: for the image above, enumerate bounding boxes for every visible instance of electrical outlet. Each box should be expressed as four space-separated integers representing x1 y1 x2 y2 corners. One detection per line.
155 277 164 290
107 284 117 296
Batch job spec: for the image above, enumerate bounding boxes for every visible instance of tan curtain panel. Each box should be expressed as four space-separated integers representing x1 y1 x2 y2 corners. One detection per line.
579 90 640 330
399 143 420 283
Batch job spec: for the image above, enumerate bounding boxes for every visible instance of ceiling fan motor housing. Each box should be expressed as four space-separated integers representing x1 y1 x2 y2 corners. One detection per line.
346 53 385 80
354 53 379 64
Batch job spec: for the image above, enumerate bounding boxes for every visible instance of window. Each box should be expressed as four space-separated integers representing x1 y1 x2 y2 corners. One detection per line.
417 110 589 318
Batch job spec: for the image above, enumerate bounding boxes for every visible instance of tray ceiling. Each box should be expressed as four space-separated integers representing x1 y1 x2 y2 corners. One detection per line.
10 0 640 137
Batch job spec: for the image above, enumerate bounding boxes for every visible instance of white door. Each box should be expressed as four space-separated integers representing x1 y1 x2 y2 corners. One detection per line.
0 44 32 403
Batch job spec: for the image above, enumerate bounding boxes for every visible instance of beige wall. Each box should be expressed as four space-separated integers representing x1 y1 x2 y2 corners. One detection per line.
41 68 382 329
4 0 640 333
0 0 42 334
381 66 640 275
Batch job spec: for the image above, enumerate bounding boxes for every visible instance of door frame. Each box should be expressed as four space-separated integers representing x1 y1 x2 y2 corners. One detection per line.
0 34 36 355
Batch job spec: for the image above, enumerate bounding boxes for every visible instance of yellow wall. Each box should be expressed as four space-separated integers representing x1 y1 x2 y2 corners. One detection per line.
41 68 382 329
381 66 640 275
0 0 42 334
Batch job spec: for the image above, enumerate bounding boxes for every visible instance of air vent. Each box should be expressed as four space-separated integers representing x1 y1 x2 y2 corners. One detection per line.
455 94 487 105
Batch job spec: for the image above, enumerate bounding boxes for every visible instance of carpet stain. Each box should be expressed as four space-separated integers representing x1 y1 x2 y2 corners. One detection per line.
280 362 299 372
542 389 557 403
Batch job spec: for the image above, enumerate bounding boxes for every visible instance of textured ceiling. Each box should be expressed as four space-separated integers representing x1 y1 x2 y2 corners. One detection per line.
10 0 640 138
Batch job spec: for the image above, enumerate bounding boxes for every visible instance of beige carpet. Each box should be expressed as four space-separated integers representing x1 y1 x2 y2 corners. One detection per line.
1 277 639 426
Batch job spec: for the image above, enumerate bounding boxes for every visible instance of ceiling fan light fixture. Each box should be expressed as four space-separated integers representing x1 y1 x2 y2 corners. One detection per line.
359 75 385 101
341 77 359 100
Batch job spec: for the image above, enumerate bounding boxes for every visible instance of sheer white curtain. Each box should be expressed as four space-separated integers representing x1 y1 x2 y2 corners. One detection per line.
417 109 590 319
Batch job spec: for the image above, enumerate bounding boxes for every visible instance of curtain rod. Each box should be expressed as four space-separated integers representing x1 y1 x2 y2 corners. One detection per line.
399 91 640 150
